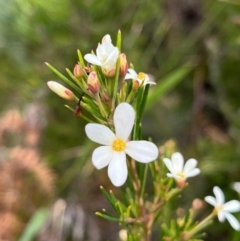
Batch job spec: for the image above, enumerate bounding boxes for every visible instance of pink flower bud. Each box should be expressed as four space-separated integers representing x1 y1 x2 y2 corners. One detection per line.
133 80 140 91
87 72 100 94
101 89 111 103
119 53 128 77
47 81 77 101
73 64 84 78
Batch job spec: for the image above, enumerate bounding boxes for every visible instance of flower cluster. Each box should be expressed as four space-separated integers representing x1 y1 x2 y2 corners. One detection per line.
46 33 154 123
46 33 158 186
84 34 119 77
46 32 240 239
163 153 240 230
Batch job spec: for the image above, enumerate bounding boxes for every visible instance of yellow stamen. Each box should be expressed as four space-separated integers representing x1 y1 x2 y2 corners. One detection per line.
138 72 146 80
215 205 224 213
112 139 125 152
177 172 186 179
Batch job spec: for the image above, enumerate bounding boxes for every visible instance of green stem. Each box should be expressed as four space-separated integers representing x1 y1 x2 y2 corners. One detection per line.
140 164 148 198
128 158 150 241
182 212 215 240
96 94 108 118
112 58 120 110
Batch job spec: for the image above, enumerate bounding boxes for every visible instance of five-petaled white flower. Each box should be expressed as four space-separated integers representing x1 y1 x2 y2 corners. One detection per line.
84 34 119 77
231 182 240 194
85 102 159 187
163 152 200 187
205 186 240 231
125 69 156 87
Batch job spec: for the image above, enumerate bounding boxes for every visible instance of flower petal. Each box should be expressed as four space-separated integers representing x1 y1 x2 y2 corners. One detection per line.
125 73 134 80
231 182 240 193
127 69 137 77
97 42 116 62
224 212 240 230
223 200 240 213
213 186 225 205
144 80 156 86
84 54 102 66
166 173 175 178
85 123 116 145
102 34 112 43
92 146 113 169
171 152 184 174
186 168 200 178
218 211 225 222
114 103 135 140
102 47 119 69
204 196 217 207
108 151 127 186
183 158 198 173
163 158 175 174
125 141 159 163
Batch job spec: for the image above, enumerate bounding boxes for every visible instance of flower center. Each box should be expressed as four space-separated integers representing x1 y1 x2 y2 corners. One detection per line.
215 205 224 213
177 172 186 179
112 139 125 152
138 72 146 81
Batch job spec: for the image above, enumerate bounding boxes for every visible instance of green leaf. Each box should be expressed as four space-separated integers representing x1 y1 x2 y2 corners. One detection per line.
146 65 193 109
45 62 83 94
18 208 48 241
116 30 122 51
100 186 119 213
77 49 85 67
95 211 120 222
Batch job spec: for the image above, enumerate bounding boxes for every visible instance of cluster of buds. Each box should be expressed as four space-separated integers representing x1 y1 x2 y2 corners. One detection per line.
46 32 155 124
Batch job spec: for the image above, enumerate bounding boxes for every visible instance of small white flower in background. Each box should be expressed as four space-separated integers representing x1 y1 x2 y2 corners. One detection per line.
125 69 156 88
205 186 240 231
231 182 240 193
85 102 159 187
84 34 119 77
163 152 200 187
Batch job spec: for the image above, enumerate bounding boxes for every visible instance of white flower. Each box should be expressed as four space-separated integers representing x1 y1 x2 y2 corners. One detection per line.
231 182 240 193
84 34 119 77
163 152 200 187
205 186 240 230
125 69 156 86
85 102 159 187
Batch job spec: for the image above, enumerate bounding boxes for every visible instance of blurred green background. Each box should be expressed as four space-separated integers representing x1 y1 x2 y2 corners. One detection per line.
1 0 240 240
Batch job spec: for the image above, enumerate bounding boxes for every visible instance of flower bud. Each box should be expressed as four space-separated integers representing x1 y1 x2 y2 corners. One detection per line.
87 72 100 94
175 179 186 188
102 68 115 78
101 89 111 103
47 81 78 101
102 34 112 43
132 80 140 91
73 64 84 78
119 53 128 77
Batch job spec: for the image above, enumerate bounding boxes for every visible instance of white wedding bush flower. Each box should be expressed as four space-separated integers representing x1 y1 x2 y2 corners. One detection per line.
205 186 240 230
85 102 159 186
